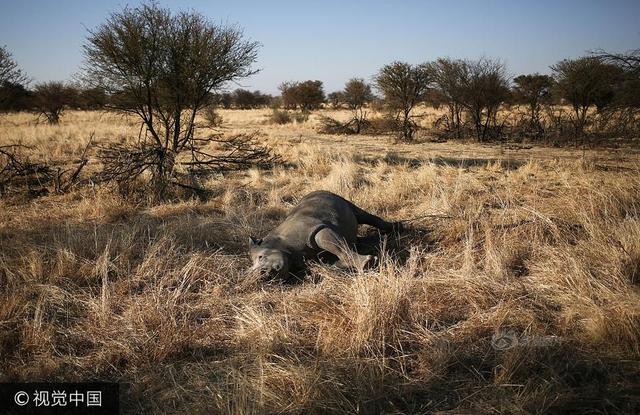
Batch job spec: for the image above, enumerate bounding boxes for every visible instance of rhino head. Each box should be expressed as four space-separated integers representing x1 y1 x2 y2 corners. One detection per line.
249 236 290 279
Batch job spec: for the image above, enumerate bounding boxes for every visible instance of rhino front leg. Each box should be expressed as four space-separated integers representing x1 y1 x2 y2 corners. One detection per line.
314 227 375 271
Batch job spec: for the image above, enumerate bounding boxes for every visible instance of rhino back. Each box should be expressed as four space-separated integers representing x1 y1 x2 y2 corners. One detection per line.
270 191 358 250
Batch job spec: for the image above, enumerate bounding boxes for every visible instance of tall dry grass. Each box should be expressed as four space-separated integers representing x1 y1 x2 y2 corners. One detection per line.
1 110 639 413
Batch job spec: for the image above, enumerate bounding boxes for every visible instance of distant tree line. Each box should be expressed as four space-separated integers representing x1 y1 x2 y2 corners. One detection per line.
211 89 274 109
3 40 640 144
0 55 109 123
323 53 640 142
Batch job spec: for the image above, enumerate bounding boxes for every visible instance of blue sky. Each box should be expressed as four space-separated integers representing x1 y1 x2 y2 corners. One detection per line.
1 0 638 94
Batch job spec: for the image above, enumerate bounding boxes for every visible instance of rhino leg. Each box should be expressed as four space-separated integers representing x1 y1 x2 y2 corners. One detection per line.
314 227 375 271
351 205 397 233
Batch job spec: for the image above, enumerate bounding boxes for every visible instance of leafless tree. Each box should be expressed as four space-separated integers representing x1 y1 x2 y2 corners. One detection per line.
592 48 640 75
513 74 554 129
77 87 108 110
551 57 621 138
0 46 28 85
279 82 296 109
426 58 467 138
0 82 31 112
0 46 30 112
458 58 510 141
33 81 77 124
591 49 640 134
82 2 272 199
343 78 374 133
375 61 431 140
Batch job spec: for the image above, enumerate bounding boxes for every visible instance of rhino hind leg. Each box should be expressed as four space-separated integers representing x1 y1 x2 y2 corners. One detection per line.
314 227 375 271
350 204 398 233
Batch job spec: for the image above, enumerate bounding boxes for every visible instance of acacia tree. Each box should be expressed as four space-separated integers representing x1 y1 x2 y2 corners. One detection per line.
278 82 296 109
0 82 31 112
459 58 510 141
375 61 431 140
279 80 325 110
550 57 621 137
78 87 108 110
33 82 77 124
512 74 554 128
593 48 640 74
427 58 467 138
592 49 640 134
343 78 374 133
0 46 28 85
0 46 30 112
233 89 257 109
296 80 325 110
82 2 268 198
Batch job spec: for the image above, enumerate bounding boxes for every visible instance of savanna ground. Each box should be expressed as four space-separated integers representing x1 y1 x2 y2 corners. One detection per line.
1 108 639 414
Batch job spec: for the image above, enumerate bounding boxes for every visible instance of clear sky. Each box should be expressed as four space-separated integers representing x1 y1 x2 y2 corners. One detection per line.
1 0 639 94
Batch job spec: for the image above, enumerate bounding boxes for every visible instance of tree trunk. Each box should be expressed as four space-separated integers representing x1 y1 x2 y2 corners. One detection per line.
152 148 176 201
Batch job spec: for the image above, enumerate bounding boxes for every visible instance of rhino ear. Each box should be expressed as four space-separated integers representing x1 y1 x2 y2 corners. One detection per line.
249 236 263 246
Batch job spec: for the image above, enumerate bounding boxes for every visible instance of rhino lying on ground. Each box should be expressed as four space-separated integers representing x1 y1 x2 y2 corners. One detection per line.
249 190 399 279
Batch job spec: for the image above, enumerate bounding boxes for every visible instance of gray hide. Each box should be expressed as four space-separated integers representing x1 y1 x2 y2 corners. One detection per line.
249 190 397 279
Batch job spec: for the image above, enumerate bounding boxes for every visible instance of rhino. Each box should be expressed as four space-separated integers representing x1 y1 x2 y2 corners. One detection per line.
249 190 399 279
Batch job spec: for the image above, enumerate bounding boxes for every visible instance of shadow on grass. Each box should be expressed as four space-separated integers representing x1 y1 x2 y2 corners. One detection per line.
377 152 526 170
279 223 437 284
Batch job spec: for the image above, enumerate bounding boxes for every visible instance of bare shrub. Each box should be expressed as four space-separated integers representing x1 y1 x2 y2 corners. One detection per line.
315 79 373 135
0 140 90 197
32 82 77 124
0 145 53 195
544 105 574 144
97 132 278 198
318 116 364 135
591 49 640 138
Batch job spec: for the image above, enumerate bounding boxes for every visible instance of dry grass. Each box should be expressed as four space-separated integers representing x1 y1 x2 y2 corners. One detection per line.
1 109 640 414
